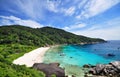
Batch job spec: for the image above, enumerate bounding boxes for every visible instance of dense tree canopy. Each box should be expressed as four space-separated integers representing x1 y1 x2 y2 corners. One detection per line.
0 44 45 77
0 25 105 46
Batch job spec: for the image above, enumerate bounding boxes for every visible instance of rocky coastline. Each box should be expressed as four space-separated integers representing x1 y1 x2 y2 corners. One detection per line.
83 61 120 77
32 61 120 77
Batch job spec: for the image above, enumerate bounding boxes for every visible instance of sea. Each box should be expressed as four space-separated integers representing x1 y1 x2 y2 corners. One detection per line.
43 40 120 77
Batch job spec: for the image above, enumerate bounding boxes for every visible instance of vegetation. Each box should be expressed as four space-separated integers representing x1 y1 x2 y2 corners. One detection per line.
0 25 105 77
0 44 45 77
0 25 105 46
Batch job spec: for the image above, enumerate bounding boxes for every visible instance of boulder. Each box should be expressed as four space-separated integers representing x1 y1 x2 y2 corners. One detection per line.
83 64 91 68
110 61 120 70
33 63 65 77
103 64 115 75
88 61 120 77
90 64 105 75
89 68 96 74
49 63 60 67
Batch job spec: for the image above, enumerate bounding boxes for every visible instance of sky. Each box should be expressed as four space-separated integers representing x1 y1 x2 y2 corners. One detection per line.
0 0 120 40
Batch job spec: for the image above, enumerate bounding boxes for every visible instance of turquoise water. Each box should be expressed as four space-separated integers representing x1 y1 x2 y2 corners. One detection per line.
43 40 120 76
44 45 111 67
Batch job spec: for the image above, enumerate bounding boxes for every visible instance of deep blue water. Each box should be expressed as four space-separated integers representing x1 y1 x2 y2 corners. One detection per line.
44 40 120 67
73 40 120 61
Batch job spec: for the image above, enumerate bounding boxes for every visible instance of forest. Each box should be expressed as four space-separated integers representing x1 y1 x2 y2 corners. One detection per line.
0 25 105 46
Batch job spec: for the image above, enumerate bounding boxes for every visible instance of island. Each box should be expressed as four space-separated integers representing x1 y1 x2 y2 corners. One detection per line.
0 25 105 77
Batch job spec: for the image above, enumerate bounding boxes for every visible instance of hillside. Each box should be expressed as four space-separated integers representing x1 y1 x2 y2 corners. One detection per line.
0 25 105 46
0 25 105 77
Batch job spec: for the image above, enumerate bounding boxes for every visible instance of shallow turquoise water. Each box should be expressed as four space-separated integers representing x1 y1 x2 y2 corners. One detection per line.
44 45 111 67
43 41 120 76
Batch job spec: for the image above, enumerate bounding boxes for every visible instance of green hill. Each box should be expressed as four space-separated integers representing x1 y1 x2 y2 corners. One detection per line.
0 25 105 46
0 25 105 77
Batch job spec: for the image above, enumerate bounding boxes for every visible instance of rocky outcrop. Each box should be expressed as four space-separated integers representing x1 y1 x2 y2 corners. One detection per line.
89 61 120 77
107 53 115 57
83 64 91 68
33 63 65 77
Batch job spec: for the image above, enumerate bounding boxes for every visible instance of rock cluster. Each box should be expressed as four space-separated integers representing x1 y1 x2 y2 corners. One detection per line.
33 63 65 77
89 61 120 77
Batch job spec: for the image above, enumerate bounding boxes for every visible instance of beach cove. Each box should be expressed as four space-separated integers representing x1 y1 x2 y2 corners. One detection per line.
13 47 50 67
12 40 120 77
43 40 120 76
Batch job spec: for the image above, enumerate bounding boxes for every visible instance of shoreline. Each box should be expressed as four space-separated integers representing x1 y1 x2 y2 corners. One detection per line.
13 47 50 67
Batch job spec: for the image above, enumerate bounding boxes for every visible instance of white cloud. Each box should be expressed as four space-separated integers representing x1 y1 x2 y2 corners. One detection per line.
63 23 86 30
1 0 76 18
72 17 120 40
47 2 58 12
3 0 62 19
73 26 120 40
78 0 88 9
64 6 76 16
0 15 43 28
46 1 76 16
10 0 45 20
14 20 43 28
0 16 21 21
46 0 61 13
0 19 13 25
76 0 120 19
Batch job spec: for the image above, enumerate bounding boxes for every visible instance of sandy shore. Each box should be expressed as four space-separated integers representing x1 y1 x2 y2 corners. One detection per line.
13 47 50 67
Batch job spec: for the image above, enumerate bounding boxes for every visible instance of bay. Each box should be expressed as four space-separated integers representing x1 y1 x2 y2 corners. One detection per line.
43 40 120 76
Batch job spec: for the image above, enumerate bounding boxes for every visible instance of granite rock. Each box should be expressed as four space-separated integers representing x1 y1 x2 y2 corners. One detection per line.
33 63 65 77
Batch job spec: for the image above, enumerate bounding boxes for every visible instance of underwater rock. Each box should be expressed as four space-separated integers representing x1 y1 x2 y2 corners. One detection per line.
107 53 115 57
60 53 66 56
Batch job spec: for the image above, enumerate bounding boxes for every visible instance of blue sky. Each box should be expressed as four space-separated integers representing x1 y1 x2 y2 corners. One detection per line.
0 0 120 40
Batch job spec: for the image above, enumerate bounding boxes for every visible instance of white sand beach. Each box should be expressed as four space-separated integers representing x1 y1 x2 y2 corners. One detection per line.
13 47 50 67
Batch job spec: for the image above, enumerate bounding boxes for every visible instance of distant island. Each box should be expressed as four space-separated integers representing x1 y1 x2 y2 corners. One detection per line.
0 25 105 77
